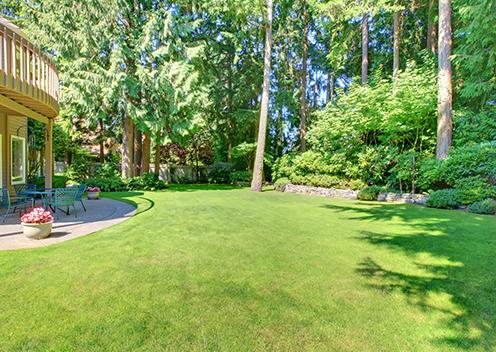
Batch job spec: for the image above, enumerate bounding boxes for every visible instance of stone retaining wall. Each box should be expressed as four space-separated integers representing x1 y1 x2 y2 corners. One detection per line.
282 184 429 204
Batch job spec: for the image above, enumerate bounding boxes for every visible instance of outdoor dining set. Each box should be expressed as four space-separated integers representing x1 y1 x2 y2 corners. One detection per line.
0 184 88 223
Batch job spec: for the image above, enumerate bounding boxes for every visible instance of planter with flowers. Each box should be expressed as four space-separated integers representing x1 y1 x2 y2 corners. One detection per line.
21 207 54 239
87 186 101 200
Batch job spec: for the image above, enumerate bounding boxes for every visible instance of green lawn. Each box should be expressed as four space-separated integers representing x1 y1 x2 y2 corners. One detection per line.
1 185 495 351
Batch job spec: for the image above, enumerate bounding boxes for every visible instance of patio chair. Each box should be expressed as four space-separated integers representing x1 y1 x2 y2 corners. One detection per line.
0 188 34 223
75 184 87 211
14 184 37 196
43 188 78 220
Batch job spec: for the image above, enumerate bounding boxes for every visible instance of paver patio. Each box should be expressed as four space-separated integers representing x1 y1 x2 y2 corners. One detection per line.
0 198 136 250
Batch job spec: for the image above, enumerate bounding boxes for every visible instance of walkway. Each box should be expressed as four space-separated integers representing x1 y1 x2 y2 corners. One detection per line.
0 198 136 250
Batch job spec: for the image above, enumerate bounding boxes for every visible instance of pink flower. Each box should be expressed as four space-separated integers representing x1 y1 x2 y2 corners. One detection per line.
21 207 54 224
88 187 101 192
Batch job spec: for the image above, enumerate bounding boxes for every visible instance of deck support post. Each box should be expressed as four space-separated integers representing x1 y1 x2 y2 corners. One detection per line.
44 118 53 189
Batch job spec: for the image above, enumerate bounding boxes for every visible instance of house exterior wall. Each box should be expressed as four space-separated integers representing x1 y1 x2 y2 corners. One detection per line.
0 113 27 191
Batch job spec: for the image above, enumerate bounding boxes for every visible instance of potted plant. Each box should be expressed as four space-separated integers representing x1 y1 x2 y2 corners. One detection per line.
87 186 101 200
21 207 54 239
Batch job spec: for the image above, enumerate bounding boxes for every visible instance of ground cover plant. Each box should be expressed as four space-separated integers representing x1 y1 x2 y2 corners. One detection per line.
0 185 495 351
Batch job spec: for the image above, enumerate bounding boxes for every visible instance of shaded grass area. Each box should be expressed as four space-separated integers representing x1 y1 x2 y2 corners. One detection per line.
0 184 495 351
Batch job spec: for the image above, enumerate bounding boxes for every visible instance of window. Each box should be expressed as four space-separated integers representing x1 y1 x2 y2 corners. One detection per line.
11 136 26 185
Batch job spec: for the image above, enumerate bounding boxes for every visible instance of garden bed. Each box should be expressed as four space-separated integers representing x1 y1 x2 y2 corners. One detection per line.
281 184 429 204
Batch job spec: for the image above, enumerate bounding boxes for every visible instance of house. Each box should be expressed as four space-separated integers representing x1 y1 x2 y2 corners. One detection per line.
0 16 58 191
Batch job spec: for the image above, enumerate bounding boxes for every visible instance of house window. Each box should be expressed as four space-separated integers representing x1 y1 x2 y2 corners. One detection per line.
11 136 26 185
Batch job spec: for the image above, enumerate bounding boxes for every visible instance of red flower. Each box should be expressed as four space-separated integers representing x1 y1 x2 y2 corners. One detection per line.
21 207 54 224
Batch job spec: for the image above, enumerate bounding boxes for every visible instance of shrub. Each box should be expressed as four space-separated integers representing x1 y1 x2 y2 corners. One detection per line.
65 159 91 181
455 176 496 205
274 177 290 192
85 176 124 192
229 170 252 183
357 186 384 201
418 142 496 191
96 163 120 178
123 173 168 191
348 179 367 191
467 199 496 215
208 163 233 184
28 175 68 189
426 189 462 209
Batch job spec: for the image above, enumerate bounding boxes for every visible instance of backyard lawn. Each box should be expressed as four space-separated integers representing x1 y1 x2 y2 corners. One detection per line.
0 185 495 351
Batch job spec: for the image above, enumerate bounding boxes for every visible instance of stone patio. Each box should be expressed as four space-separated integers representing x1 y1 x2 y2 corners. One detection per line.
0 198 136 250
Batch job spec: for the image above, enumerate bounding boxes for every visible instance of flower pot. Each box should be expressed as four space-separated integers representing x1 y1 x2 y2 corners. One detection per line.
22 222 53 240
87 191 100 200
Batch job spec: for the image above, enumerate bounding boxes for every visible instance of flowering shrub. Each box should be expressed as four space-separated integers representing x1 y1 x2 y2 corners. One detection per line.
21 207 54 224
87 186 101 193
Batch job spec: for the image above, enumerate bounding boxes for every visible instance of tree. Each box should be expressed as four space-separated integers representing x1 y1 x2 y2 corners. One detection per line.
393 11 401 80
299 0 309 151
361 14 369 84
427 0 437 53
436 0 453 160
251 0 274 192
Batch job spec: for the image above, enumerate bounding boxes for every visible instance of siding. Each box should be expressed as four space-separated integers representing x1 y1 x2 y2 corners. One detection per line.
0 114 27 191
0 112 6 188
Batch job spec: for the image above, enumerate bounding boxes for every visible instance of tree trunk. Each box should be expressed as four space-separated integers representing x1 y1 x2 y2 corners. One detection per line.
251 0 273 192
121 115 134 178
227 49 234 163
277 110 283 157
154 144 161 177
393 11 401 80
361 14 369 84
436 0 453 160
299 0 309 152
142 132 151 174
326 72 334 103
313 77 319 109
99 118 105 163
134 129 143 177
427 0 437 54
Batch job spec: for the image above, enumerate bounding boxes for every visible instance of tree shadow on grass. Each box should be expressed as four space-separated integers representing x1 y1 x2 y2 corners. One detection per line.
323 202 496 350
103 192 155 215
167 184 244 192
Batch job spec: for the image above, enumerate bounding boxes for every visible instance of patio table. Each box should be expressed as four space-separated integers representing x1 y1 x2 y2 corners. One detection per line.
22 190 55 210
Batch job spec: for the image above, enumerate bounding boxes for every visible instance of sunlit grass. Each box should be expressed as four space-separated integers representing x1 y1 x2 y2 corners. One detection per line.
0 185 495 351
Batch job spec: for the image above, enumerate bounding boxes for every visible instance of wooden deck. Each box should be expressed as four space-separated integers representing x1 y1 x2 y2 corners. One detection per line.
0 17 58 121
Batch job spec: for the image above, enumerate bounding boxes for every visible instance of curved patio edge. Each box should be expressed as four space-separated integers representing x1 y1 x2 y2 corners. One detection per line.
0 198 137 251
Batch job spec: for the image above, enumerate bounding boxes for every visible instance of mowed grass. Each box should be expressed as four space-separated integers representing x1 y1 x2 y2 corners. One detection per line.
0 185 495 351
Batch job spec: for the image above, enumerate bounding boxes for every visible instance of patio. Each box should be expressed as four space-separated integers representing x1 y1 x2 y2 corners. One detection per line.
0 198 136 250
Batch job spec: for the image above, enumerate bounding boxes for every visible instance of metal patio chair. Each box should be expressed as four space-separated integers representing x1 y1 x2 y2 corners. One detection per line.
74 184 87 211
0 188 34 223
14 184 37 196
43 188 78 220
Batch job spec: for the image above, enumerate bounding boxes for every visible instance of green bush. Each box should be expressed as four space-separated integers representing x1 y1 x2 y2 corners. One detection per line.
123 173 168 191
86 173 167 192
348 179 367 191
455 176 496 205
85 176 125 192
229 170 252 183
467 199 496 215
208 163 233 184
357 186 384 201
426 189 462 209
418 142 496 191
96 163 120 178
274 177 290 192
28 175 69 189
65 159 92 181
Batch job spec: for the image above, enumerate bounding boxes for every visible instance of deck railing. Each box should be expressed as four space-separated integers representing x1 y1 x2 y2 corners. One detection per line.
0 21 59 117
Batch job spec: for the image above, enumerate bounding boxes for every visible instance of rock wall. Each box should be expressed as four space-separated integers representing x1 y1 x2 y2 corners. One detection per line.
282 184 429 204
283 184 359 199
